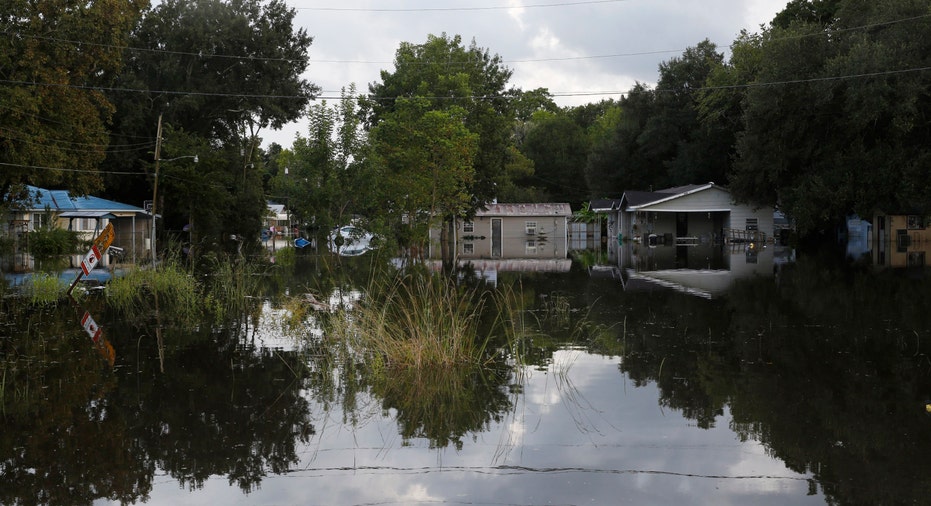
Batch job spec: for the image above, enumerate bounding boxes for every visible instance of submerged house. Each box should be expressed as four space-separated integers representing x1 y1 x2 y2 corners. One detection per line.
426 203 573 281
4 185 149 267
592 184 785 299
603 183 775 246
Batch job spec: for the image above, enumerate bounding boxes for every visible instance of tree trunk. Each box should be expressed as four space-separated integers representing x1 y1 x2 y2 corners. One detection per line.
440 216 455 272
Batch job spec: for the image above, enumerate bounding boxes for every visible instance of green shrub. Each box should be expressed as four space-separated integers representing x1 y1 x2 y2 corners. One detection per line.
107 263 200 323
28 228 80 258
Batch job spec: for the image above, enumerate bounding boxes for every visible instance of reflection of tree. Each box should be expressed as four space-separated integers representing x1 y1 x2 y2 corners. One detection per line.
720 257 931 505
111 329 315 493
370 364 512 450
589 251 931 505
0 304 153 505
0 300 317 503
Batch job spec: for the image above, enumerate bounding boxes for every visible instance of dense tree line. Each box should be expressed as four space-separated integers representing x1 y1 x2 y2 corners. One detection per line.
1 0 316 258
3 0 928 257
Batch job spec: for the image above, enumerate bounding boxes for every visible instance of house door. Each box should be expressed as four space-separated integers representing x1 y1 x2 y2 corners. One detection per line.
491 218 502 258
676 212 688 238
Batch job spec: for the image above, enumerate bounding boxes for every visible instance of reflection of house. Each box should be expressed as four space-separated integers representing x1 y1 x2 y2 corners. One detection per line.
601 243 791 299
870 213 931 267
4 186 149 268
430 203 572 260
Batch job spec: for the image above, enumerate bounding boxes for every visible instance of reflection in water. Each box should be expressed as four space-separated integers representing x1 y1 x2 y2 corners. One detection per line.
2 252 931 504
603 239 795 298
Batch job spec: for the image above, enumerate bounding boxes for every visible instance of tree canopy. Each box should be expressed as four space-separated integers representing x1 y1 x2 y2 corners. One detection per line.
0 0 146 202
725 0 931 232
366 33 515 217
102 0 317 252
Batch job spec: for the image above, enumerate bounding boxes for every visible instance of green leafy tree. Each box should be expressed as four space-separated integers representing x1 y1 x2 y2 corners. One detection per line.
102 0 317 253
366 33 515 215
729 0 931 233
494 145 544 203
647 39 728 186
0 0 145 202
369 98 478 255
584 83 659 195
518 110 590 205
270 86 373 246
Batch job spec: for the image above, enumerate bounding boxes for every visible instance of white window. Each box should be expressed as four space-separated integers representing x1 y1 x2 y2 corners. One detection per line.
525 239 537 254
77 218 96 231
463 242 474 254
463 221 474 233
31 213 49 230
525 221 537 235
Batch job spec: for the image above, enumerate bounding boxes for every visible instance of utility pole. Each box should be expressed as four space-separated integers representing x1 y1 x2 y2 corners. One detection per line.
151 114 163 269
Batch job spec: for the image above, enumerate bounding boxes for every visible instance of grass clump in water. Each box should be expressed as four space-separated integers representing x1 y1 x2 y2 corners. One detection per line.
107 263 200 323
330 272 492 369
24 273 64 305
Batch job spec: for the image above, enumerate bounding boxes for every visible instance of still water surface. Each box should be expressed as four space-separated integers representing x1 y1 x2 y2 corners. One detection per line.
2 245 930 505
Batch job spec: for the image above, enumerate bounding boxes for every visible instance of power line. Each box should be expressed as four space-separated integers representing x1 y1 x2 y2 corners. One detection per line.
295 0 629 12
0 161 143 175
3 64 929 104
2 13 927 69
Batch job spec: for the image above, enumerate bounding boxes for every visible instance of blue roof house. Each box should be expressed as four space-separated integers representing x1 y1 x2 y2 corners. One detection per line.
5 186 150 268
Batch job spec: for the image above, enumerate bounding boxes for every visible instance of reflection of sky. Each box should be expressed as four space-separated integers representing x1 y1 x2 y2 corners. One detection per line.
130 351 823 506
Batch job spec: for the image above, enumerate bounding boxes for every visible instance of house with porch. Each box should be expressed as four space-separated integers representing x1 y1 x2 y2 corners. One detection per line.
605 183 774 247
4 185 149 268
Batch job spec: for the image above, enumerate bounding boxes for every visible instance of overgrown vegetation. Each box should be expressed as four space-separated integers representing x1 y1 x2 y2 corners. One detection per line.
106 262 201 324
27 227 81 259
328 271 495 369
23 273 65 305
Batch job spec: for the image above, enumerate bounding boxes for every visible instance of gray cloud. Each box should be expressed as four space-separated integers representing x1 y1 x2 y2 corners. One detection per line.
266 0 789 146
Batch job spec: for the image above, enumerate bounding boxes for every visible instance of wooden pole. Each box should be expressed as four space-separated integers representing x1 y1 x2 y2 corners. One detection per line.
152 114 163 269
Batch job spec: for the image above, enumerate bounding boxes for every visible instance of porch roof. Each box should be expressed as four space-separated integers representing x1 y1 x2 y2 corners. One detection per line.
622 183 727 211
60 211 117 219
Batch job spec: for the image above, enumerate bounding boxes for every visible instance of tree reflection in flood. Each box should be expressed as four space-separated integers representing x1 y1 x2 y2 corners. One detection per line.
1 249 930 505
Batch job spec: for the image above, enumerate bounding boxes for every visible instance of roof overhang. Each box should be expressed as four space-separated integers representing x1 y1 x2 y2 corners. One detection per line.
59 211 117 219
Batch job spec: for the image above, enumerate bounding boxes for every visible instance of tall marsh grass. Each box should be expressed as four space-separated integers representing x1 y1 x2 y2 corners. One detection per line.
24 273 65 305
107 263 200 323
328 272 493 369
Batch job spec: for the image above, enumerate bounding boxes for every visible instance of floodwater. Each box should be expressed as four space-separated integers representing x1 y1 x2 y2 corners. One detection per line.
2 243 931 505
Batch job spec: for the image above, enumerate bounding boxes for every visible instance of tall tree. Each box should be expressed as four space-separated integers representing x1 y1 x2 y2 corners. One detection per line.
369 97 478 255
729 0 931 233
270 86 372 245
366 34 515 215
584 83 660 196
103 0 317 252
0 0 145 202
519 110 590 205
647 39 727 186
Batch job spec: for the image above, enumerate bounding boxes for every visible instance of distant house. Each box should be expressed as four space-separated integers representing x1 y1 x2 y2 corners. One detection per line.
4 185 149 266
265 201 291 236
870 212 930 267
598 183 775 246
429 203 572 260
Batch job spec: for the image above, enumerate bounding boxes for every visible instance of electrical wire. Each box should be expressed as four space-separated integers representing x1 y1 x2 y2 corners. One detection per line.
294 0 630 12
0 13 926 69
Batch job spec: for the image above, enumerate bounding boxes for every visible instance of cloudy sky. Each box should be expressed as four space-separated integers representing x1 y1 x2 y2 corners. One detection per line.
264 0 790 146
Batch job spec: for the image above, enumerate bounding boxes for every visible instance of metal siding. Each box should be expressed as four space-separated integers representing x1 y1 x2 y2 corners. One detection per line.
639 187 732 212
